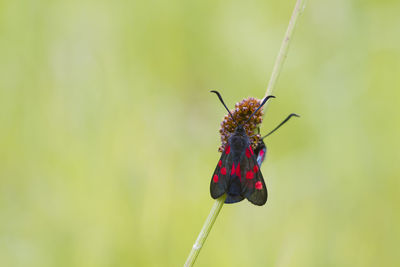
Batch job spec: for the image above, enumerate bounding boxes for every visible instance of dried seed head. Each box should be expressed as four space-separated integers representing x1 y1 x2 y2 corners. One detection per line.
218 97 264 152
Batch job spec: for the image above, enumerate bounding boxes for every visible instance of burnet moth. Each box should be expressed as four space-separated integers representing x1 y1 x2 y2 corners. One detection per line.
210 91 274 206
254 113 300 166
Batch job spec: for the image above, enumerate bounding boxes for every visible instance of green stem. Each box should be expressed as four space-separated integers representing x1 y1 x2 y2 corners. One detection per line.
184 1 305 266
184 195 226 267
263 0 306 113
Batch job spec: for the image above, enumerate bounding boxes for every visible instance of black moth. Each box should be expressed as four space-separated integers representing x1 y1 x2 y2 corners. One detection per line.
210 91 273 205
210 91 299 206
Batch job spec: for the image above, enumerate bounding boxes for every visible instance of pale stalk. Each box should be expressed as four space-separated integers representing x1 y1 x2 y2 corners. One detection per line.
184 195 226 267
263 0 306 114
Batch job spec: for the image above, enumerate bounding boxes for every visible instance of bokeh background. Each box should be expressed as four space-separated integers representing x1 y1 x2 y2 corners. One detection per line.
1 0 400 266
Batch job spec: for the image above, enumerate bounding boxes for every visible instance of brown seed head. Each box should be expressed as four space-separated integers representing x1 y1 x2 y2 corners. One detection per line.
218 97 264 152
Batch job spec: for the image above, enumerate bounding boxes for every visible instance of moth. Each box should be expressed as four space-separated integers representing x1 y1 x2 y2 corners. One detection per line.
210 91 299 206
210 91 274 205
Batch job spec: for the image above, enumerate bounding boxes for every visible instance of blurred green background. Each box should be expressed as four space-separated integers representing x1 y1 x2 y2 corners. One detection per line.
1 0 400 266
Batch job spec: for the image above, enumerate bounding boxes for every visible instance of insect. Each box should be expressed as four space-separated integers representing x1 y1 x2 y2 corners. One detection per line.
255 113 300 166
210 91 275 205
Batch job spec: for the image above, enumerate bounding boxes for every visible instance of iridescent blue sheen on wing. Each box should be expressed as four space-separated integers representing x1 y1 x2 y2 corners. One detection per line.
254 140 267 167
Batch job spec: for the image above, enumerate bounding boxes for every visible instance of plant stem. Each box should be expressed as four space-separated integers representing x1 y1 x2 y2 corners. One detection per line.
184 194 226 267
263 0 306 113
184 1 305 266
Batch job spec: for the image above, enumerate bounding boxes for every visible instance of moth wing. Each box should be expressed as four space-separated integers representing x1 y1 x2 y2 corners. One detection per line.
255 140 267 167
210 147 233 199
240 146 268 206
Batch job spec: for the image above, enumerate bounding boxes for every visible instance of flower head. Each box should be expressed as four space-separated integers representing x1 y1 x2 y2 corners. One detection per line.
218 97 263 152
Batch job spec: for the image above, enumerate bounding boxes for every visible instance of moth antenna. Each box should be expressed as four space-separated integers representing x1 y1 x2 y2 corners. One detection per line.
244 95 276 125
261 113 300 139
210 90 238 125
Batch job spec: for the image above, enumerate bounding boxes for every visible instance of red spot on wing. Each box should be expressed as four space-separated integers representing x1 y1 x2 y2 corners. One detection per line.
236 163 241 178
230 164 235 175
245 148 251 158
221 167 227 175
246 170 254 179
255 181 263 190
250 147 254 155
213 174 219 182
259 149 265 158
225 145 231 155
253 165 259 173
218 160 222 167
